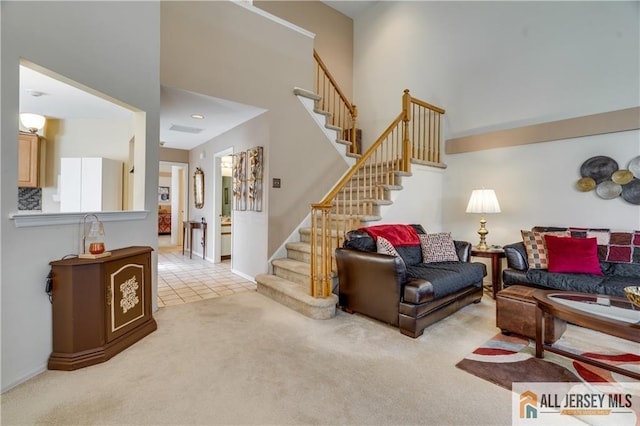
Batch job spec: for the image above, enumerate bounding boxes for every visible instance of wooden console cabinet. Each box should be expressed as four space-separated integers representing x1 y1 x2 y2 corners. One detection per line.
48 246 157 370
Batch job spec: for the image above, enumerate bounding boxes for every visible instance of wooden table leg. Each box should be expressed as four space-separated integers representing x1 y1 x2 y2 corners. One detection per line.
491 255 502 299
182 222 187 256
189 226 194 259
535 305 544 358
201 229 206 260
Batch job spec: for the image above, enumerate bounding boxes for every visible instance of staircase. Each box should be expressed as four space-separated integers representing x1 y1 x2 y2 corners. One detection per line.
255 89 411 319
256 51 445 320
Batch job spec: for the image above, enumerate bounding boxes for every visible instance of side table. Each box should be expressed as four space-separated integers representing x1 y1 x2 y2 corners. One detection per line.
182 221 207 260
471 247 505 299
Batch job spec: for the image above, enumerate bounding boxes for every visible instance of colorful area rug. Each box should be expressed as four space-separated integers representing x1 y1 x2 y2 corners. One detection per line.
456 326 640 390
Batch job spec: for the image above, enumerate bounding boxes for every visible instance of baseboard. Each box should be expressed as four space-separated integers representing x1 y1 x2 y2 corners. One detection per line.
1 364 47 393
231 268 255 283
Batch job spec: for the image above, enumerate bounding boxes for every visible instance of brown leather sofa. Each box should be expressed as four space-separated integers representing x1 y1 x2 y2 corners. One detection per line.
335 225 486 338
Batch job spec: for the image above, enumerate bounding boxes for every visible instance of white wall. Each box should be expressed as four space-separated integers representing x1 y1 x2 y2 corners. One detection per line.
354 1 640 245
161 1 349 257
42 118 135 213
188 114 270 280
1 1 160 391
375 165 445 231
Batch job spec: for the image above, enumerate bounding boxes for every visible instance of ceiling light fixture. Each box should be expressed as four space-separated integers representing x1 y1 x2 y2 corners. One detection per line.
19 113 46 133
26 90 45 97
191 114 205 119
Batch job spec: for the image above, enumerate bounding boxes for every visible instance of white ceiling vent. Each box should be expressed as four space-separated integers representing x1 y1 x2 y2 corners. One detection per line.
169 124 204 134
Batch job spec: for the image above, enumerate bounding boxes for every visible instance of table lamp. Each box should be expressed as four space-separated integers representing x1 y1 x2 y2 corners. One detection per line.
80 213 110 258
465 189 501 250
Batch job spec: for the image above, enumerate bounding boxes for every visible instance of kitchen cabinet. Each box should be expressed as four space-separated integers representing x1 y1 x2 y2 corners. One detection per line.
60 157 123 212
18 132 44 187
48 246 156 370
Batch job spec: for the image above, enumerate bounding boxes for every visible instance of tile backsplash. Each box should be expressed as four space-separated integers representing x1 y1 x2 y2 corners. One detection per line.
18 187 42 210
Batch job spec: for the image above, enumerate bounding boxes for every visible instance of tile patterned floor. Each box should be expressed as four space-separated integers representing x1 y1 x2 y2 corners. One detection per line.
157 240 256 308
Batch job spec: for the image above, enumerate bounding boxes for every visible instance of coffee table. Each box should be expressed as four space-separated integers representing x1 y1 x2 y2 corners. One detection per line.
533 290 640 381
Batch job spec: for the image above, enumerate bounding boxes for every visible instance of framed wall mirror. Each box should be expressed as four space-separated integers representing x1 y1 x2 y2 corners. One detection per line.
194 167 204 209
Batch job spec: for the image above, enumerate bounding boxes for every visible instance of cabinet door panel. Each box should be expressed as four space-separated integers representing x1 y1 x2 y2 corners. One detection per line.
105 253 149 342
18 133 39 187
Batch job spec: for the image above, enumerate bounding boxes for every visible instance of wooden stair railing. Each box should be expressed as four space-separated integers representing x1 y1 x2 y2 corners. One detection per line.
314 50 359 153
310 90 446 298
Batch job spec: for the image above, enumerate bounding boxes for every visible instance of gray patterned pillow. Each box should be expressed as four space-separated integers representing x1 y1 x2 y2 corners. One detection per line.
376 236 399 257
420 232 458 263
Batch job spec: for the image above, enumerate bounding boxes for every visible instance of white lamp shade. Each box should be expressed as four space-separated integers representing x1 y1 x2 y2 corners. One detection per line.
20 113 46 132
465 189 501 214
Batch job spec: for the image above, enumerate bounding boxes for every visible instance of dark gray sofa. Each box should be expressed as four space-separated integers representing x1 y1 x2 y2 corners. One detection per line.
503 227 640 297
335 224 486 337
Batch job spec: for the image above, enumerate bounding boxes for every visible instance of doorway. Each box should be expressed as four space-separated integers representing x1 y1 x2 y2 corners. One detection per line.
214 148 233 263
158 161 188 248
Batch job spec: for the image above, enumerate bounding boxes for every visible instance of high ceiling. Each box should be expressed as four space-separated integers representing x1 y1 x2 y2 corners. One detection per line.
19 2 375 151
159 87 265 150
20 65 265 150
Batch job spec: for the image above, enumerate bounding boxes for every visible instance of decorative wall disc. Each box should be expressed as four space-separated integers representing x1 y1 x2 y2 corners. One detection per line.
621 179 640 205
595 180 622 200
629 156 640 179
580 156 619 184
612 170 634 185
576 177 596 192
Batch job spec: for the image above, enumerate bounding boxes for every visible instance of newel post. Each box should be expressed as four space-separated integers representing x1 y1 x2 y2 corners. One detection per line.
402 89 412 173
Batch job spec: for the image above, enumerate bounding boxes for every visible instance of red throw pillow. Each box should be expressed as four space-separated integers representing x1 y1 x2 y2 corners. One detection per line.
544 235 603 275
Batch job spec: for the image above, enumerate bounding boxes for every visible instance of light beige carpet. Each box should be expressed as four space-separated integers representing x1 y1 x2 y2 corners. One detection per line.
1 291 511 425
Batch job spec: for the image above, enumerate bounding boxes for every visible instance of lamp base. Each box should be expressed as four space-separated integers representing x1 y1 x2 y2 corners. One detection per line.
476 217 489 251
475 243 489 251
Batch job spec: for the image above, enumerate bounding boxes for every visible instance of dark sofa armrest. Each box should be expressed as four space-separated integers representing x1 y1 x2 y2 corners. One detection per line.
504 242 528 271
403 277 434 304
454 240 472 262
335 248 407 326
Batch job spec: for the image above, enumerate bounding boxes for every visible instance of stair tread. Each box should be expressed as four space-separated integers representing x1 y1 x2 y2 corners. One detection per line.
299 227 343 237
293 87 321 101
332 199 393 205
272 258 311 275
313 108 331 117
353 169 411 176
317 214 382 222
255 273 338 311
286 241 311 252
256 273 305 290
411 158 447 169
339 184 402 191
